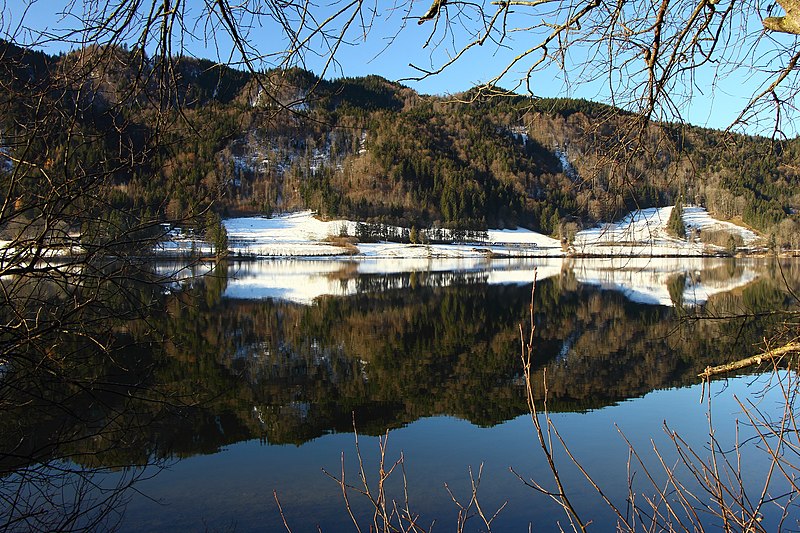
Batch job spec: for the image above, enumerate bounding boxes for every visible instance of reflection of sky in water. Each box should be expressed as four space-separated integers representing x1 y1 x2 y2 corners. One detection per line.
107 257 794 531
223 257 761 307
121 373 790 532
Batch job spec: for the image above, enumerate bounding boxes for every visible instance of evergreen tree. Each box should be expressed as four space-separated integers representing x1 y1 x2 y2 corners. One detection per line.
205 211 229 257
667 201 686 239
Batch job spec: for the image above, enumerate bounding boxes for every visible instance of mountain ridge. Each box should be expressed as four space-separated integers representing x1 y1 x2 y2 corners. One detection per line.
1 39 798 248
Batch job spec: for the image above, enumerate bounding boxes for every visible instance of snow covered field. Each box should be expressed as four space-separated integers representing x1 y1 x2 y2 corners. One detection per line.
573 206 759 256
223 211 562 258
218 206 762 260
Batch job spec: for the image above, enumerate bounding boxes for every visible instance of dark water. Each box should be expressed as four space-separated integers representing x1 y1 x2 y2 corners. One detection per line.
2 257 799 531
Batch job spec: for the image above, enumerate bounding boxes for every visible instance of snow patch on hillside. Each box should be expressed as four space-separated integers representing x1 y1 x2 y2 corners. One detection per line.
555 149 578 181
226 212 356 257
572 206 760 256
223 206 761 260
508 126 528 144
225 211 564 258
682 206 759 244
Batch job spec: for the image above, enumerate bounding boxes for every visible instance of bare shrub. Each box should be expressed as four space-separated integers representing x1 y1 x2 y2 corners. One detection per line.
274 415 506 533
513 269 800 531
273 270 800 531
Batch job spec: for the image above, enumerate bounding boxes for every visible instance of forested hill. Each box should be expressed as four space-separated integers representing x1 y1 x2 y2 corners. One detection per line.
2 40 799 245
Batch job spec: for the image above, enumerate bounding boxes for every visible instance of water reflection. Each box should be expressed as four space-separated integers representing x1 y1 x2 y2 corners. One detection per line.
2 257 799 530
145 257 795 449
224 256 762 307
0 263 178 531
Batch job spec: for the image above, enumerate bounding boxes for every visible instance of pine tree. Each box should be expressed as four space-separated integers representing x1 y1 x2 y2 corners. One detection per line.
205 211 229 257
667 201 686 239
409 226 419 244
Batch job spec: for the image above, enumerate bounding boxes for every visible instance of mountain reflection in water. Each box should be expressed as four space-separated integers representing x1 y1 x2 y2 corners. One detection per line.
3 257 799 531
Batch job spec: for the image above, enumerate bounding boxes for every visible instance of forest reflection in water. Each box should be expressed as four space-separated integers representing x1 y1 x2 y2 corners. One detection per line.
2 256 800 531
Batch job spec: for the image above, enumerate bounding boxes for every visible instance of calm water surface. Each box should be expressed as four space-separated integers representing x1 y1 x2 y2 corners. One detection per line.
4 256 800 531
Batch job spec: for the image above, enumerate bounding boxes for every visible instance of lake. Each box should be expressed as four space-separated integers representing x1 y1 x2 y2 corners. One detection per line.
2 256 799 531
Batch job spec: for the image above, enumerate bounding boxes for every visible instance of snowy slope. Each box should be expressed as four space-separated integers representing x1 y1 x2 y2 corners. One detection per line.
219 206 761 260
224 211 563 258
225 212 356 256
572 206 760 256
682 206 759 244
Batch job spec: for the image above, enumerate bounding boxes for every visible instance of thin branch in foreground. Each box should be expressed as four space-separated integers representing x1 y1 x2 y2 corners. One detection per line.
515 269 589 533
699 342 800 380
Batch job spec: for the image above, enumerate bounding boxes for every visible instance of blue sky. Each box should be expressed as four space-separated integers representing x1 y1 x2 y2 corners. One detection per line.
3 0 796 135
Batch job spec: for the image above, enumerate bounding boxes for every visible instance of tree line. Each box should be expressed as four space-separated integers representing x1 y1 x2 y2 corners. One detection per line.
2 40 799 246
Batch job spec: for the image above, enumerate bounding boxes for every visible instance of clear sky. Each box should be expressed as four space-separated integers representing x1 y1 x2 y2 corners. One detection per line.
3 0 796 135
